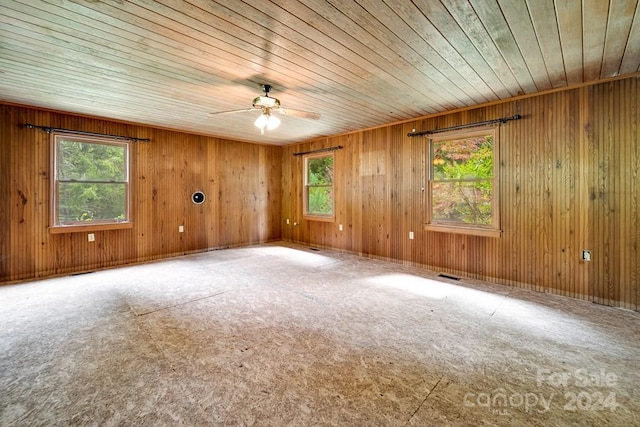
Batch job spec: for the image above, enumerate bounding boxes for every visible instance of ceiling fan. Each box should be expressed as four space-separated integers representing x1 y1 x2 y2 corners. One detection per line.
209 84 321 134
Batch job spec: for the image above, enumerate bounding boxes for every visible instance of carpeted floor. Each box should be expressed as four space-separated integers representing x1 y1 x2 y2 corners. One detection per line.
1 242 638 426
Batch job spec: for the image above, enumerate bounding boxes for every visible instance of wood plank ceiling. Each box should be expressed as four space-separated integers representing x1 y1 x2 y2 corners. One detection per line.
1 0 639 145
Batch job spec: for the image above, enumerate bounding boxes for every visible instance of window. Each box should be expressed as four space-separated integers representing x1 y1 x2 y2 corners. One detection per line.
50 132 131 232
303 152 334 220
426 127 500 237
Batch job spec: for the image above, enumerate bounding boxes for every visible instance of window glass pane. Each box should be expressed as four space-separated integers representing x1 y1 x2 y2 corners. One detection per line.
432 135 493 181
58 182 126 223
432 180 492 225
57 140 126 181
307 186 333 215
307 156 333 185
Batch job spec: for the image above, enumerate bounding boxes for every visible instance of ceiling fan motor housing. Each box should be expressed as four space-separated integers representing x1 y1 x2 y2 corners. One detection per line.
253 84 279 108
210 83 319 121
253 96 280 109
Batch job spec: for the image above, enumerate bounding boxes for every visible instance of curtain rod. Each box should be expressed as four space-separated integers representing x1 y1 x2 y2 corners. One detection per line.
407 114 522 137
293 145 343 156
21 123 151 142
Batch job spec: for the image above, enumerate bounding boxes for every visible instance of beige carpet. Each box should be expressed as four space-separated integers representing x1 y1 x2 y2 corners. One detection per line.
1 242 638 426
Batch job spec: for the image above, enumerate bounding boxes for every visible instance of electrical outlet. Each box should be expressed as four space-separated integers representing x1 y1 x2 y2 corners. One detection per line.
179 225 184 233
582 250 591 261
286 218 290 225
339 224 343 231
88 233 95 242
409 231 414 240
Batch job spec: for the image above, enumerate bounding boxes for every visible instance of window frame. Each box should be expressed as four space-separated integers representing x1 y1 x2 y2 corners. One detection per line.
425 126 501 238
303 151 335 222
49 132 133 234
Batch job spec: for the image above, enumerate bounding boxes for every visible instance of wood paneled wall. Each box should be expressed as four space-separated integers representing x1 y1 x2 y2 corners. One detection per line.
282 77 640 311
3 78 639 311
0 104 282 283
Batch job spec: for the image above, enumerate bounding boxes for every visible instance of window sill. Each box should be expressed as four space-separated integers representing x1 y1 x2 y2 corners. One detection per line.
49 222 133 234
424 223 502 238
303 214 335 223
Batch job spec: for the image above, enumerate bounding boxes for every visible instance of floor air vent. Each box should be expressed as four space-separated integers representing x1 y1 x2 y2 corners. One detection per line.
71 271 94 276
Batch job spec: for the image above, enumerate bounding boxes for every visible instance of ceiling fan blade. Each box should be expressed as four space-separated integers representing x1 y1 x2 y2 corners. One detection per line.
209 107 260 116
278 108 321 120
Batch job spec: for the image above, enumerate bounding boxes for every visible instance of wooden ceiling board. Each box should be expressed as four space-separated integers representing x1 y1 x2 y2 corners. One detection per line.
356 0 489 106
410 0 515 99
199 0 432 119
554 0 584 85
0 13 243 124
525 0 567 88
497 0 553 91
582 0 610 81
256 0 446 114
383 0 496 103
447 0 533 94
1 0 639 145
620 2 640 73
600 0 638 78
335 3 452 109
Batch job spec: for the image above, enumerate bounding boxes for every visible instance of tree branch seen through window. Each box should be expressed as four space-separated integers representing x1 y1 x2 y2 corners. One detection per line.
304 153 334 219
427 127 500 236
51 132 130 230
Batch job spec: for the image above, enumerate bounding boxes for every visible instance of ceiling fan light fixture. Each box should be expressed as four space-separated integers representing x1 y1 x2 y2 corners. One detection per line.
211 84 319 135
254 108 280 134
254 113 268 130
266 114 280 130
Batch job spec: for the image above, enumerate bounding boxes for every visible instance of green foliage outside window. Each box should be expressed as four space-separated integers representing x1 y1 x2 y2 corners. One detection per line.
430 134 493 225
55 138 128 224
306 155 334 216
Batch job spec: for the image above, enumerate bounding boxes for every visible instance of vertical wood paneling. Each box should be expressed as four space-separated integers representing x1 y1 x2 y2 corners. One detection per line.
362 128 391 259
400 121 420 266
3 77 640 311
135 125 154 260
206 138 219 248
214 137 282 248
590 82 615 306
263 144 283 243
283 77 640 310
281 145 292 242
333 134 349 251
587 77 640 310
348 139 360 250
0 107 9 279
576 87 591 300
0 104 282 283
619 79 633 309
631 79 640 312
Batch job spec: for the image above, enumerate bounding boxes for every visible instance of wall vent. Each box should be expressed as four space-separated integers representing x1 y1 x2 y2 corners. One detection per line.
437 273 460 281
